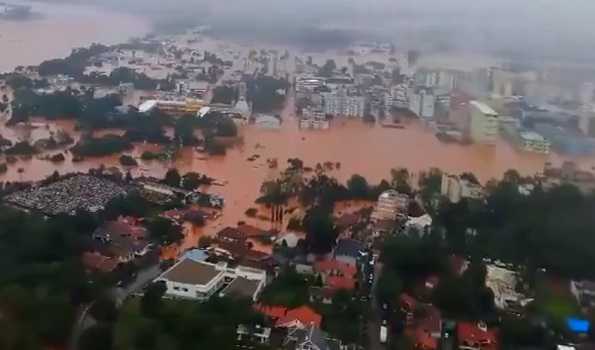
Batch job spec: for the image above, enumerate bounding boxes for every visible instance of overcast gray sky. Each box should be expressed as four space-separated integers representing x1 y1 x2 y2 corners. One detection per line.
38 0 595 60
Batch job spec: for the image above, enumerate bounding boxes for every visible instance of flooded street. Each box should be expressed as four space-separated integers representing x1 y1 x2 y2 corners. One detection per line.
2 105 594 257
0 1 149 73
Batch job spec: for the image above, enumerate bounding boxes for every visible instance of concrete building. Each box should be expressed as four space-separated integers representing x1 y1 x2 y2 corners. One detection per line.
322 88 365 118
386 83 410 110
409 88 435 119
156 258 266 301
300 107 329 130
518 131 551 154
371 190 409 222
570 280 595 309
254 114 281 129
469 101 499 144
441 173 484 203
138 98 205 116
486 264 530 310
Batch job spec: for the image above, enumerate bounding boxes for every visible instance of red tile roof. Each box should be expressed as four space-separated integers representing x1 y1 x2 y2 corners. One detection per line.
276 305 322 328
326 276 357 290
314 259 357 277
457 322 498 350
414 327 438 350
254 303 288 319
400 293 417 312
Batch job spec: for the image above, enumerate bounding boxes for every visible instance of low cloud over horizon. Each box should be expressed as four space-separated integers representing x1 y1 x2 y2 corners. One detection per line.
33 0 595 61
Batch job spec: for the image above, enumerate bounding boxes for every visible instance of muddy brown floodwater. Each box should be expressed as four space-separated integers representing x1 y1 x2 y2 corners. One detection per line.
2 108 594 258
0 2 149 73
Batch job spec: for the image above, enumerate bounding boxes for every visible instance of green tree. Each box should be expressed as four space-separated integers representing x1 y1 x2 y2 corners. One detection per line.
174 116 198 145
347 174 370 199
163 169 181 187
90 293 118 324
79 324 113 350
141 282 166 317
303 206 338 255
147 217 183 245
391 167 412 194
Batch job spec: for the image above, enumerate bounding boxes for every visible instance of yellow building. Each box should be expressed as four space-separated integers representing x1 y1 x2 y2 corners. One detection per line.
138 98 205 116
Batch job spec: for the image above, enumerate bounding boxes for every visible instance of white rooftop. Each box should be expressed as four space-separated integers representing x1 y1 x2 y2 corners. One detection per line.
138 100 158 113
520 131 546 141
470 100 498 116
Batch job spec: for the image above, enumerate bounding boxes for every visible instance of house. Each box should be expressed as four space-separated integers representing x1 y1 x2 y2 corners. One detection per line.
400 293 418 325
82 251 120 273
255 304 322 328
334 239 365 266
236 324 272 345
91 217 151 263
156 258 266 301
309 286 334 305
237 223 275 240
405 214 432 237
276 305 323 328
314 259 357 292
217 227 247 244
456 322 498 350
409 305 442 350
570 280 595 309
485 264 530 310
441 173 484 204
283 324 342 350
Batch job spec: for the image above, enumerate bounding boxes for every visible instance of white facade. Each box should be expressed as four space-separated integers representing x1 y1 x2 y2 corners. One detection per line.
371 190 409 222
322 91 365 118
519 131 551 154
156 259 266 301
486 264 530 310
441 173 484 203
469 100 499 144
409 88 435 119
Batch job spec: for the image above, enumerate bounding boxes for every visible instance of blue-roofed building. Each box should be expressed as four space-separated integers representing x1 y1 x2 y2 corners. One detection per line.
567 317 590 334
183 249 209 263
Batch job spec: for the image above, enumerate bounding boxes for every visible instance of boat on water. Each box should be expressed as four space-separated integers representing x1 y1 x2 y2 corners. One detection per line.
0 2 32 20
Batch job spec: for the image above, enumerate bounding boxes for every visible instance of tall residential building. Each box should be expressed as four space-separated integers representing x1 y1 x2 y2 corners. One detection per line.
385 84 410 111
469 101 499 144
322 89 365 118
408 87 435 119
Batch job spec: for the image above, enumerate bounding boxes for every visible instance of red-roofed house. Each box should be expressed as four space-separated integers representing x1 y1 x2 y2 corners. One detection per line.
457 322 498 350
254 304 323 329
411 305 442 350
313 259 358 296
254 304 288 319
400 293 418 324
276 305 322 328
